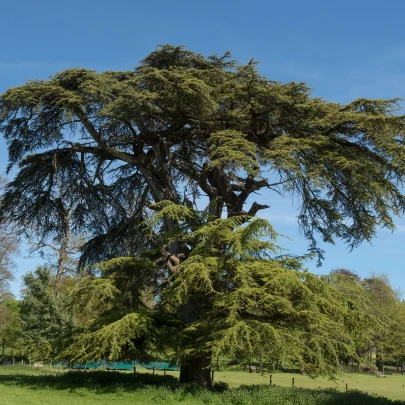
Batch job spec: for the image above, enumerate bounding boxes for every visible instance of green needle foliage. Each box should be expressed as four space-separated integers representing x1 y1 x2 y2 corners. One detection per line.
157 207 370 377
1 46 405 261
60 206 372 379
63 312 156 362
1 45 405 383
61 257 159 362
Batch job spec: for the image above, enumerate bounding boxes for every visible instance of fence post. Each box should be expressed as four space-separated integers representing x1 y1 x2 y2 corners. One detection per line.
292 377 294 388
270 374 272 386
152 366 155 375
133 365 136 374
346 383 348 392
164 368 166 376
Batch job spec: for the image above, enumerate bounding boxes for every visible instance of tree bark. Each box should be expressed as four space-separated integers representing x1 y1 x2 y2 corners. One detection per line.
376 352 384 372
179 353 212 386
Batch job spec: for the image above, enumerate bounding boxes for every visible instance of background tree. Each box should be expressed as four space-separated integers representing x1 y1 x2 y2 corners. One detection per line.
325 269 376 370
0 175 20 299
2 45 405 384
25 217 86 286
0 227 19 298
386 300 405 373
0 295 20 363
363 274 400 373
19 266 74 361
327 270 405 373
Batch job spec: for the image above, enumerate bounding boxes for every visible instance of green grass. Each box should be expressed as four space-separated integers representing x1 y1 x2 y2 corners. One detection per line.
213 369 405 401
0 366 405 404
139 366 405 401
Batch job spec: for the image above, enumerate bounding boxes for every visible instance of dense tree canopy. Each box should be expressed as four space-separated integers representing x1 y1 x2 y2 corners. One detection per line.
1 45 405 261
2 45 405 384
63 214 370 381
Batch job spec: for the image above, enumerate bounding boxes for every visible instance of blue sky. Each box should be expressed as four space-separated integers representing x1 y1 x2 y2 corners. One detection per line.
2 0 405 294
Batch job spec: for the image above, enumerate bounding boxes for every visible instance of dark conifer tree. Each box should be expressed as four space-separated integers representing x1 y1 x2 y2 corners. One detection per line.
1 45 405 384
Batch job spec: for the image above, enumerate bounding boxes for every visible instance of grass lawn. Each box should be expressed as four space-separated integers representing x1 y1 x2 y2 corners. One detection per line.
1 365 405 404
142 366 405 401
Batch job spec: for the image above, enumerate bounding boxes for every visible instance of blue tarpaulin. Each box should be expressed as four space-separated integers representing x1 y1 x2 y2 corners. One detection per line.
71 361 179 371
71 361 134 370
138 362 179 371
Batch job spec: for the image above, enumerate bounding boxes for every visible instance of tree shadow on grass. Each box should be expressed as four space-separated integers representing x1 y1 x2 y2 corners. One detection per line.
0 370 197 395
0 371 404 404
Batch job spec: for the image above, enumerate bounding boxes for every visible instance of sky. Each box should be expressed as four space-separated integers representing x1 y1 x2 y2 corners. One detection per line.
2 0 405 295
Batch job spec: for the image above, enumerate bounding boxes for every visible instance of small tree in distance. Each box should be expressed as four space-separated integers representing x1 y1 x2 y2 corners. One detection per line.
330 268 361 280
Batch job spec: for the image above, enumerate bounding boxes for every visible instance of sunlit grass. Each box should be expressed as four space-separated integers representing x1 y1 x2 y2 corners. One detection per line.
1 365 405 404
139 366 405 401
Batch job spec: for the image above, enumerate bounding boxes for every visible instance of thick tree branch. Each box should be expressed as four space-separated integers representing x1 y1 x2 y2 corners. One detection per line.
248 202 270 217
